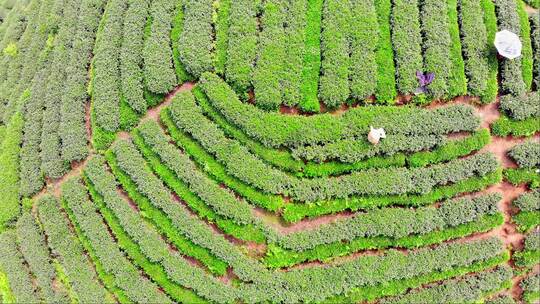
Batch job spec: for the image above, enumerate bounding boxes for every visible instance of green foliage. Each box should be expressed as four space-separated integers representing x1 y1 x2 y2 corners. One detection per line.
214 0 231 76
107 143 229 275
420 0 453 99
492 114 540 137
170 89 497 202
349 0 378 101
521 273 540 303
133 123 266 243
391 0 422 95
408 129 491 167
446 0 467 98
504 168 540 188
500 91 540 121
513 230 540 267
252 0 286 110
0 231 39 303
59 0 105 164
381 266 513 304
143 0 177 94
91 109 116 152
224 0 257 95
91 0 126 132
0 112 23 228
281 0 306 107
19 69 46 197
459 0 491 100
373 0 396 102
494 0 527 95
83 157 215 303
15 213 68 303
292 134 443 163
283 170 503 222
120 0 150 114
36 195 109 303
170 1 192 83
516 0 533 90
199 72 479 148
299 0 322 112
531 13 540 89
161 109 285 212
179 0 214 78
265 195 503 268
61 178 173 303
318 0 350 108
508 141 540 168
480 0 499 103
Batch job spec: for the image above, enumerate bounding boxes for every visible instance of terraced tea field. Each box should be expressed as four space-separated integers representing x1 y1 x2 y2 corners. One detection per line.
0 0 538 303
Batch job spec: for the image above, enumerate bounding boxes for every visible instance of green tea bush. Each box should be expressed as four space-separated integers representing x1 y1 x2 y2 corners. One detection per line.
199 73 479 148
349 0 378 101
0 112 22 228
373 0 397 102
420 0 453 99
179 0 214 78
459 0 490 100
282 0 305 107
508 141 540 168
143 0 177 94
299 0 322 112
500 91 540 121
61 178 172 303
494 0 527 95
36 195 109 303
252 0 286 110
391 0 422 95
16 213 68 302
0 231 39 303
84 156 223 303
120 0 150 114
91 0 126 132
380 266 512 304
224 0 257 95
60 0 106 163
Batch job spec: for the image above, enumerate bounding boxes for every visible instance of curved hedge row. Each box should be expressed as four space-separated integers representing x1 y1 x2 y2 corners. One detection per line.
291 134 444 163
169 92 498 202
199 73 479 148
0 230 39 303
133 123 266 243
15 213 68 303
106 143 229 275
35 195 109 304
84 156 224 303
380 266 512 304
61 178 173 303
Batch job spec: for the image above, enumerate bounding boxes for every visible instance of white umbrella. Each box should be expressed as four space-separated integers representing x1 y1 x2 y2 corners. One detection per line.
494 30 522 59
367 126 386 145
